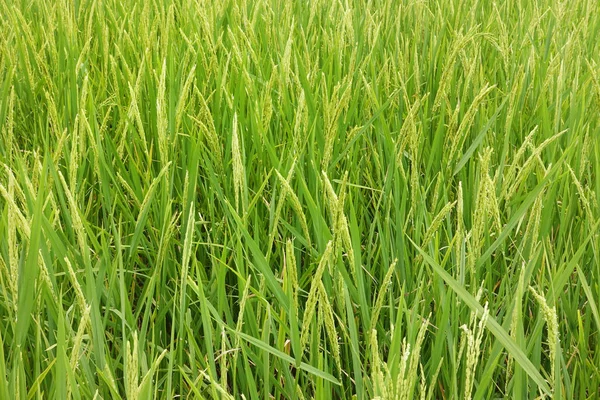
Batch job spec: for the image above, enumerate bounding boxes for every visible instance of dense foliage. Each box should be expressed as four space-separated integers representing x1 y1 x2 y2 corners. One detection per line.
1 0 599 398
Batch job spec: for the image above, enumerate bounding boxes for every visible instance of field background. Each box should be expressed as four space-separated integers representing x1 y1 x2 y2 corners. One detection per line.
1 0 600 398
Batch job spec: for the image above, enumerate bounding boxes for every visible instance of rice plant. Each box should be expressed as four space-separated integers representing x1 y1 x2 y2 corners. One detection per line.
1 0 599 398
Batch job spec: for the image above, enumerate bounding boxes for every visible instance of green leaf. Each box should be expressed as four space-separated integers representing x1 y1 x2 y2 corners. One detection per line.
16 158 47 347
229 328 341 386
409 238 552 396
453 97 508 175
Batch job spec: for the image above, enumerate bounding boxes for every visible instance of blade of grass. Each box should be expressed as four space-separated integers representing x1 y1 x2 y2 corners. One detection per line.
409 238 552 395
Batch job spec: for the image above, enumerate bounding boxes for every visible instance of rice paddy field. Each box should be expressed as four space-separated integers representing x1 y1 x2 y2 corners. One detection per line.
1 0 600 398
